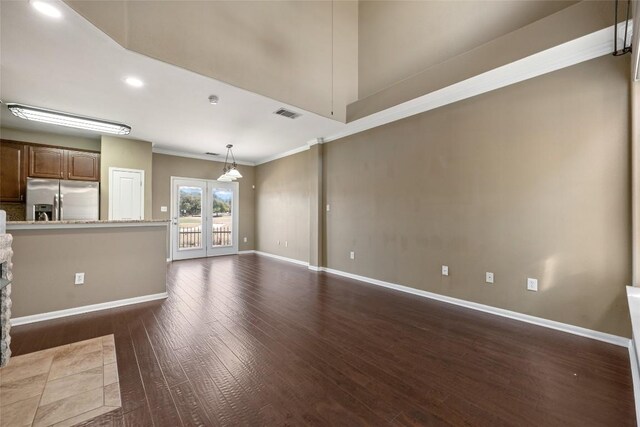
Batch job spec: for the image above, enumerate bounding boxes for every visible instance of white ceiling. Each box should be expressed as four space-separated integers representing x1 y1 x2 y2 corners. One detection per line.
0 0 347 164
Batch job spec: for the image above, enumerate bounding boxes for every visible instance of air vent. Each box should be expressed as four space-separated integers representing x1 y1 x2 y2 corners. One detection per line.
205 152 219 156
274 108 301 119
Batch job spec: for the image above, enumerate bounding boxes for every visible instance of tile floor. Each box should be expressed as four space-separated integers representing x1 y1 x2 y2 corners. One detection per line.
0 335 121 426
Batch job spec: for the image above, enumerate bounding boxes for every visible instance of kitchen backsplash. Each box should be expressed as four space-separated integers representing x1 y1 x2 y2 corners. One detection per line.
0 203 25 221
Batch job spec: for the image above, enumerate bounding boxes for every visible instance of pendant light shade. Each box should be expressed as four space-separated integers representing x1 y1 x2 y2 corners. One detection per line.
225 168 243 179
217 144 243 182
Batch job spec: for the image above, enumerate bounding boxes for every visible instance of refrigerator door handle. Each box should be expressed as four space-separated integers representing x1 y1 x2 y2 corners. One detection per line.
53 194 59 221
59 194 64 220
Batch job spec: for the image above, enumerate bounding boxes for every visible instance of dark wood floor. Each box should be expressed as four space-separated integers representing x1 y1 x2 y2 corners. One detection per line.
11 254 635 426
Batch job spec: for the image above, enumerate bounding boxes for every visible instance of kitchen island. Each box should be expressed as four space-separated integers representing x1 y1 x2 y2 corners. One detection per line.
6 219 169 325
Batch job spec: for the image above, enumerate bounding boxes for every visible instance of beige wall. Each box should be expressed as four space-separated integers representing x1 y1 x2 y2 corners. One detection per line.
255 151 310 262
152 153 255 252
100 136 153 220
324 54 631 337
358 1 575 99
0 127 101 151
66 0 358 122
9 225 167 318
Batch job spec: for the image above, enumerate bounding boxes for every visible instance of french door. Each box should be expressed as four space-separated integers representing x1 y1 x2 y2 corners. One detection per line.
171 177 239 260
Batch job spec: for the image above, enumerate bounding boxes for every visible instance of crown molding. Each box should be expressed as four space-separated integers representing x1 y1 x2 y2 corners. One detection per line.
254 144 311 166
152 147 255 166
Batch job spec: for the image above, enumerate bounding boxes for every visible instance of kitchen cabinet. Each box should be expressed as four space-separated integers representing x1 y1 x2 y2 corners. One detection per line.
67 151 100 181
28 146 100 181
29 146 66 179
0 140 27 202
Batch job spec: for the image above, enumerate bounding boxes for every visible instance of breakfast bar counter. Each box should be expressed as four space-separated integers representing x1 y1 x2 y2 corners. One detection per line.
6 220 169 324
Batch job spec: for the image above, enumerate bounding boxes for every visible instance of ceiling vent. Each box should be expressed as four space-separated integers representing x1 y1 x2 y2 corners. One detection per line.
274 108 301 119
205 152 219 156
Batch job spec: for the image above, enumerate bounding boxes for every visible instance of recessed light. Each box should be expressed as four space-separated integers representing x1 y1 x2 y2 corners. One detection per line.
124 77 144 88
31 0 62 18
208 95 219 105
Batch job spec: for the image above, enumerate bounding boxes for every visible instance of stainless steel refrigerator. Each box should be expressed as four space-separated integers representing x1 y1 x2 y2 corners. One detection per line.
26 178 99 221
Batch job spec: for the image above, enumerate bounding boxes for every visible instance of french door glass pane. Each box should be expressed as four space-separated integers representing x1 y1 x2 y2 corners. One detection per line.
211 187 232 247
178 186 203 249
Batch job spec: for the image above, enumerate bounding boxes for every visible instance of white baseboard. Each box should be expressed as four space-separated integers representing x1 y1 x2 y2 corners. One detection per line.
253 250 629 347
166 258 172 262
253 251 309 266
629 340 640 426
11 292 169 326
238 250 256 255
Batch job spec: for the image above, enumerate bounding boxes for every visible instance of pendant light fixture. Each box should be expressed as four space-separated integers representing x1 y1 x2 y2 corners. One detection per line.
217 144 243 182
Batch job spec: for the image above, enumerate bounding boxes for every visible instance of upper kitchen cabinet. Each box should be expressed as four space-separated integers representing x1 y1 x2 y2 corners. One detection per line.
29 146 66 179
28 146 100 181
0 140 27 202
67 150 100 181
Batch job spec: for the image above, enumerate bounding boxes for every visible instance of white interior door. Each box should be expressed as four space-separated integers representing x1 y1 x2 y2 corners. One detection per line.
110 168 144 220
171 177 239 260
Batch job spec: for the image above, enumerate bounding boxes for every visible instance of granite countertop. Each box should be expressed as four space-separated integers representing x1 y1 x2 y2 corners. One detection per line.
8 219 169 225
6 219 170 230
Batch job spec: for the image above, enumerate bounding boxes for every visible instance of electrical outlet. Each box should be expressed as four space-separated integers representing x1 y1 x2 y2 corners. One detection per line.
527 278 538 291
326 204 331 212
350 251 355 260
485 272 494 284
160 206 168 212
277 240 280 246
75 272 85 285
441 265 449 276
285 241 288 247
243 237 248 243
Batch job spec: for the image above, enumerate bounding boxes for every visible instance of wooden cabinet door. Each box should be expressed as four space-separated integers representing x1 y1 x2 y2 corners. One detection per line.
28 146 65 179
0 141 27 202
67 151 100 181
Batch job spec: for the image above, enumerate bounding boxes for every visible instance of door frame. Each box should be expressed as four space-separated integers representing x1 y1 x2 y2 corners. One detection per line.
170 176 240 261
108 167 145 220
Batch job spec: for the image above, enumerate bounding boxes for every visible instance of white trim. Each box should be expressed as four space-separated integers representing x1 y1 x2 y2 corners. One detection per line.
253 250 309 267
308 265 322 272
255 23 632 166
252 251 629 347
153 147 255 166
629 340 640 426
11 292 169 326
238 250 256 255
166 258 172 262
255 145 310 166
320 267 629 347
7 221 168 231
108 167 145 221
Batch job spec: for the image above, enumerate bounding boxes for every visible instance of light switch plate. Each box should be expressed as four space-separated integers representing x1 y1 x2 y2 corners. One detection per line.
441 265 449 276
527 278 538 291
160 206 168 212
243 237 248 243
485 272 494 284
326 204 331 212
75 272 85 285
350 251 355 260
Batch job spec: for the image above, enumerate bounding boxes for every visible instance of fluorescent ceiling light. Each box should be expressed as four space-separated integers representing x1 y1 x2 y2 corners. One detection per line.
30 1 62 18
7 103 131 135
125 77 144 88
